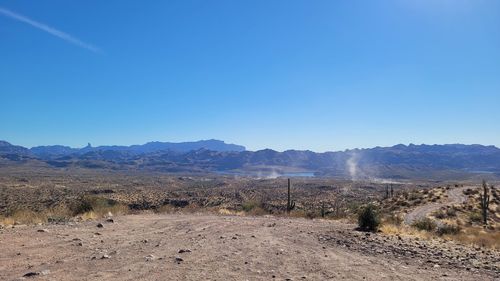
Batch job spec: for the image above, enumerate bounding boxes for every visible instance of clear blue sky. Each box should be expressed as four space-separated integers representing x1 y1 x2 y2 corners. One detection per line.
1 1 499 152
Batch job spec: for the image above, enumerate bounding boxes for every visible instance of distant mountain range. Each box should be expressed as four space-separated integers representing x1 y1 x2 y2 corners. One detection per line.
28 139 245 157
1 140 499 180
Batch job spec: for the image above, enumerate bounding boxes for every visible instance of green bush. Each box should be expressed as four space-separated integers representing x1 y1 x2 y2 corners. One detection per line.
412 217 436 231
436 224 461 236
357 205 380 232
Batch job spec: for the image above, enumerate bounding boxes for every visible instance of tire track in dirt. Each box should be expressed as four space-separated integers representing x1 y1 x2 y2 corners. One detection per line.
404 186 475 225
1 213 494 280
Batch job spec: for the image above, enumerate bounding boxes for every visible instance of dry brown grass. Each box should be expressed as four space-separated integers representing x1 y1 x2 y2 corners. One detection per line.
451 227 500 249
287 209 319 219
246 206 269 216
0 215 15 226
7 209 47 225
155 204 178 214
79 204 129 221
218 208 245 216
380 223 434 240
0 199 130 225
380 222 500 249
155 203 207 215
0 205 75 226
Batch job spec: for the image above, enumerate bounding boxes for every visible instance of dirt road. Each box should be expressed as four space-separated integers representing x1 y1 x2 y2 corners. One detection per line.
404 186 474 225
0 213 496 281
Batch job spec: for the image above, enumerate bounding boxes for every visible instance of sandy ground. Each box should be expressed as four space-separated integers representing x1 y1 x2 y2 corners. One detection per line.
0 213 497 281
404 186 474 225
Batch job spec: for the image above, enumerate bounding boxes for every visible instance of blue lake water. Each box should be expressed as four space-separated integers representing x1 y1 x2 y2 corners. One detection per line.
216 171 316 178
282 172 316 177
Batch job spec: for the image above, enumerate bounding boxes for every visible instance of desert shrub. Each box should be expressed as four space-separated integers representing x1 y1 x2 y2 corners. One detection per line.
240 200 269 216
155 204 177 214
469 212 483 223
0 204 74 226
47 215 70 224
384 213 403 226
399 201 410 207
346 202 363 214
454 229 500 249
434 210 447 219
408 193 420 201
463 189 477 196
357 205 380 232
71 197 94 215
434 207 455 219
304 210 319 219
289 209 317 219
0 215 15 226
446 207 457 217
247 206 268 216
436 224 461 236
71 195 127 218
412 218 436 231
241 200 260 212
5 209 47 225
45 205 73 223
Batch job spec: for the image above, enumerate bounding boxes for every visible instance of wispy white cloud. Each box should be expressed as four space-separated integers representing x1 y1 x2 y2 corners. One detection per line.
0 7 101 53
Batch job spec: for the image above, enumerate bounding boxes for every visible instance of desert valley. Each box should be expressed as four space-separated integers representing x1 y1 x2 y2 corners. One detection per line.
0 140 498 280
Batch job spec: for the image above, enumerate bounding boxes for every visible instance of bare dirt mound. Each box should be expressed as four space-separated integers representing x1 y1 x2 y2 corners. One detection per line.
0 214 497 281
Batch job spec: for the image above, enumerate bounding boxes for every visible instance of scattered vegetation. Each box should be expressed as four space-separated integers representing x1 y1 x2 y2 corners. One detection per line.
241 200 261 212
71 195 129 219
452 228 500 249
241 200 268 216
468 212 483 223
1 168 498 253
434 207 457 219
382 213 403 226
0 195 129 226
357 204 380 232
412 218 437 231
436 223 461 236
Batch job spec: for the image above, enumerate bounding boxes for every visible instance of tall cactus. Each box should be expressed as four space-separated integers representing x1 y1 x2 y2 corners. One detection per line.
480 180 490 225
320 201 326 218
287 178 295 213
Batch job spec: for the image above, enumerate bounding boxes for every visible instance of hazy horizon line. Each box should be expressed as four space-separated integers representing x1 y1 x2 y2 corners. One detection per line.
2 138 498 153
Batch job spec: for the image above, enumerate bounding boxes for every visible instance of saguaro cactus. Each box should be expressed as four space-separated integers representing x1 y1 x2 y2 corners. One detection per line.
320 201 326 218
287 178 295 213
480 180 490 225
390 184 394 198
